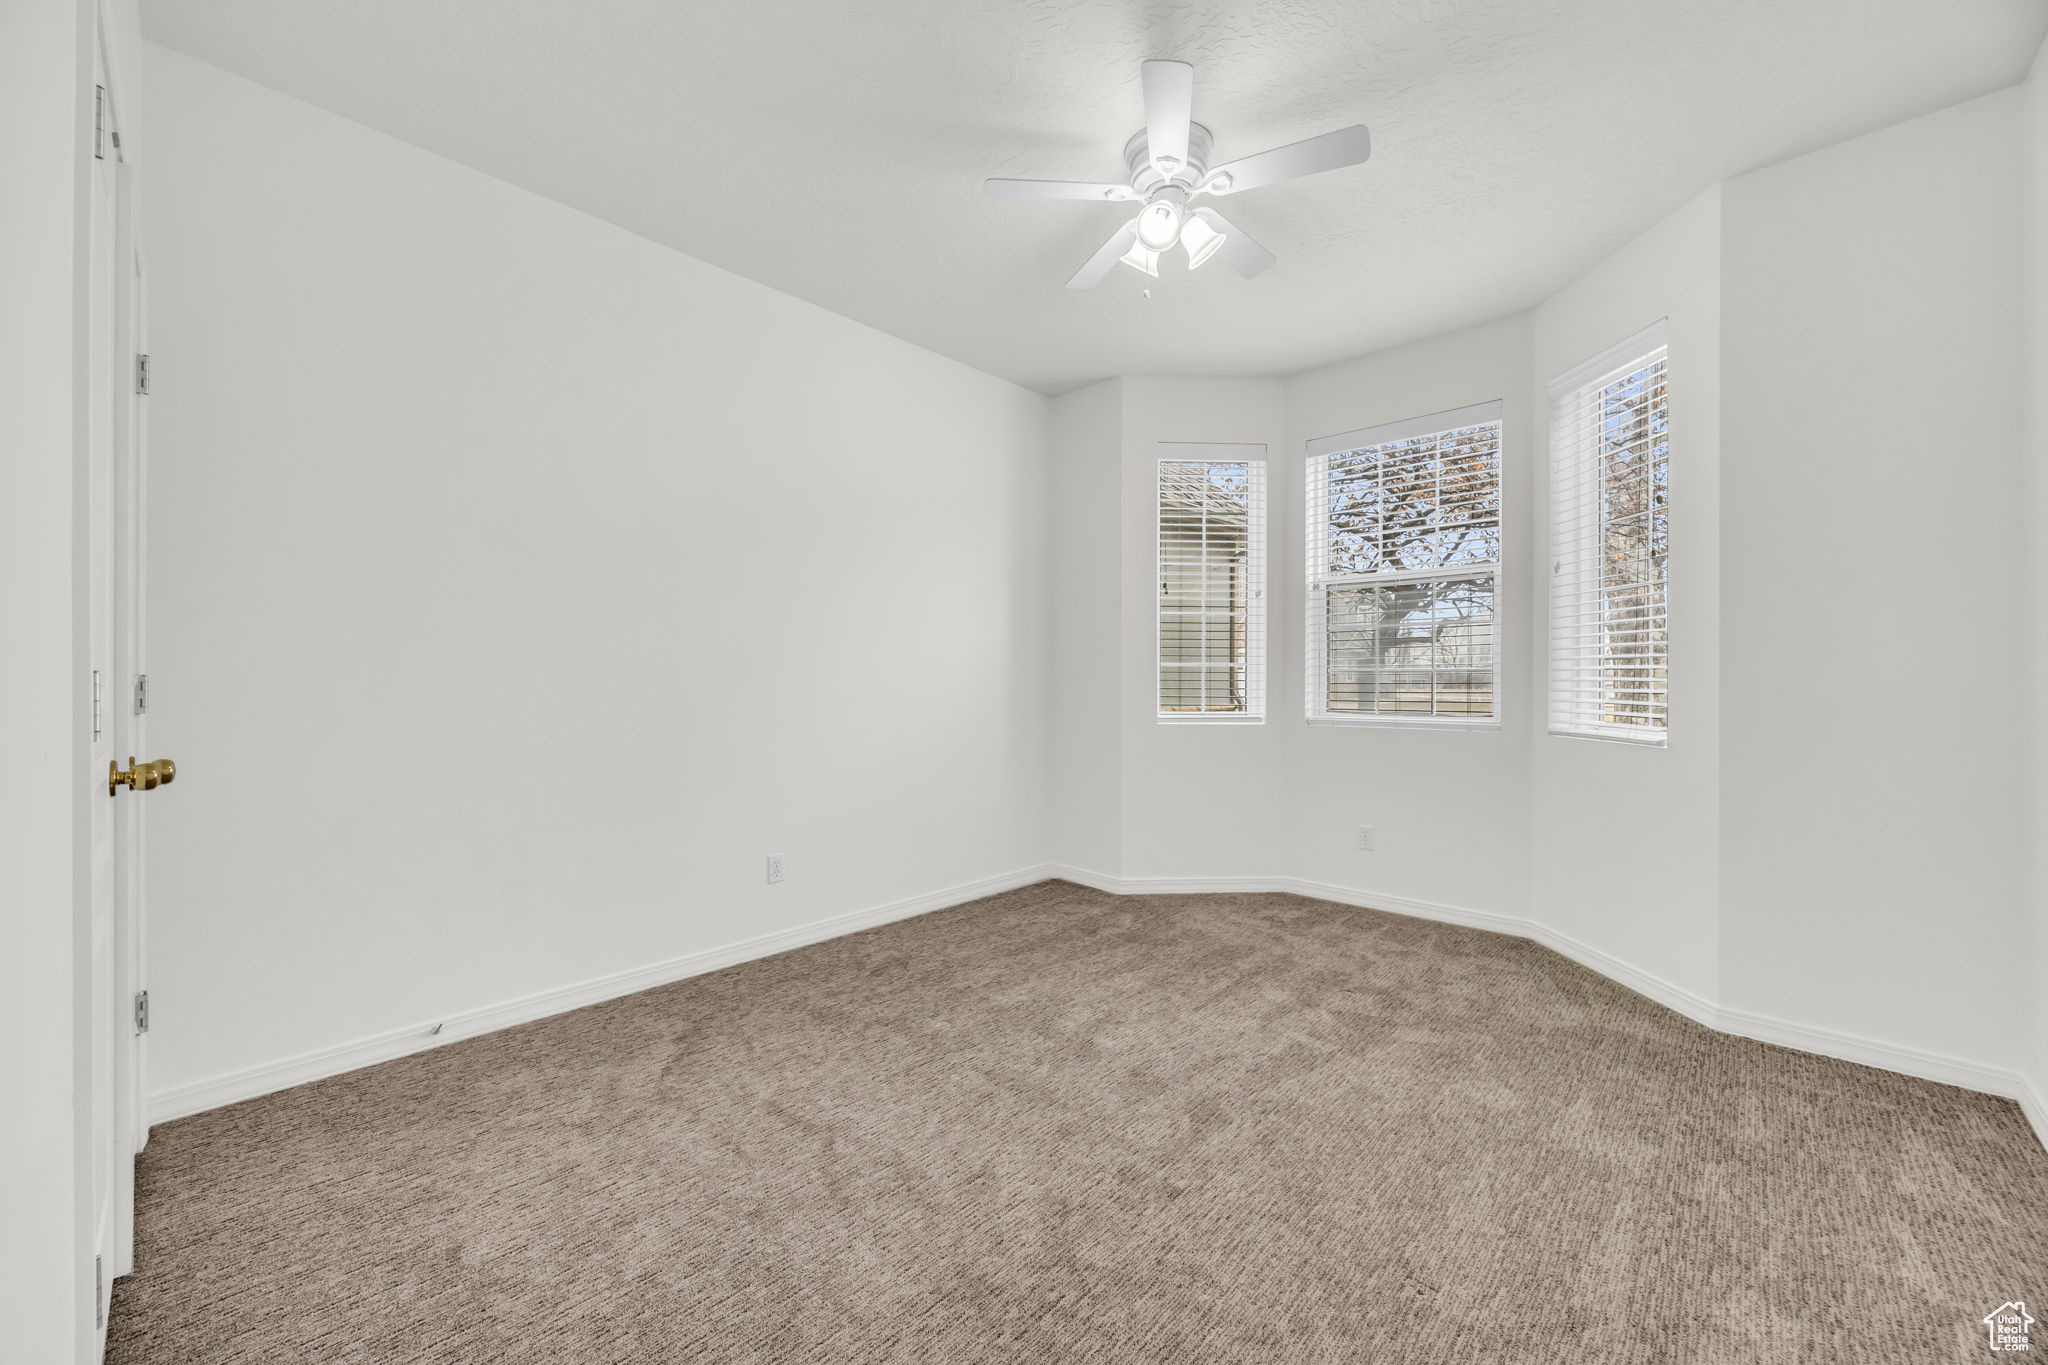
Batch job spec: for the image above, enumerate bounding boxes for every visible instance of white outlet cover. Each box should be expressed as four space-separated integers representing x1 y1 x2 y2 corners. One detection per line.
1356 826 1374 851
766 854 785 883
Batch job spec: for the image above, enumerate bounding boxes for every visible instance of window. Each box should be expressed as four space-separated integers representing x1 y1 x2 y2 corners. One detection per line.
1157 445 1265 720
1548 321 1669 743
1304 403 1503 727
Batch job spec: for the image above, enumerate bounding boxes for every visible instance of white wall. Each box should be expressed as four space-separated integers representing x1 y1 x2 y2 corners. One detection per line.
1530 188 1722 1007
133 35 2047 1141
1118 378 1289 879
1047 374 1289 882
1049 315 1538 915
1047 379 1123 875
2022 34 2048 1127
1048 88 2040 1116
1719 90 2027 1073
1283 318 1536 914
141 45 1050 1108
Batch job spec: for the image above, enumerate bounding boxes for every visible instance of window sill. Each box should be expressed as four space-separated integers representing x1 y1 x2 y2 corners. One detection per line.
1548 725 1668 748
1157 714 1266 726
1306 715 1501 732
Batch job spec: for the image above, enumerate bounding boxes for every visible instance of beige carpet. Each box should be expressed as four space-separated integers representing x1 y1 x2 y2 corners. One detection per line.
108 880 2045 1364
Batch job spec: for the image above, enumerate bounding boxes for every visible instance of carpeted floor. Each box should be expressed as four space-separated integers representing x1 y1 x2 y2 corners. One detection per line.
108 880 2045 1364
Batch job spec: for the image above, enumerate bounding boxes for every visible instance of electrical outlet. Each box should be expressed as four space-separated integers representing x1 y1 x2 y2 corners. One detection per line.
766 854 785 884
1356 825 1375 852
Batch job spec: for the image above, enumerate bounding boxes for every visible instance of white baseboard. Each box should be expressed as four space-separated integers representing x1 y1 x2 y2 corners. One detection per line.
1279 876 1535 939
1055 864 1711 1026
1049 866 1292 899
151 862 2047 1157
2019 1075 2048 1150
1710 1003 2031 1101
1050 866 1529 937
1045 865 2046 1151
1524 920 1721 1033
147 863 1058 1125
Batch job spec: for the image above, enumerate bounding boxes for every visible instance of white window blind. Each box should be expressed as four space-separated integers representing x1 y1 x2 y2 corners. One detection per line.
1158 445 1266 720
1304 403 1503 727
1548 321 1669 743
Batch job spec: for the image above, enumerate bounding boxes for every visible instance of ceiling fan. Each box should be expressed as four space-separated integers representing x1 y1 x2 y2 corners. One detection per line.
984 60 1373 289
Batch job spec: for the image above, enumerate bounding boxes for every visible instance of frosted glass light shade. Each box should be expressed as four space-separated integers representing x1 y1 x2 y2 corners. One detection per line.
1135 200 1184 252
1181 213 1226 269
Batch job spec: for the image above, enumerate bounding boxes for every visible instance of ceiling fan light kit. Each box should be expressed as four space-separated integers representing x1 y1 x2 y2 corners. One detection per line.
1118 239 1162 277
1179 211 1227 270
983 59 1373 291
1134 194 1185 252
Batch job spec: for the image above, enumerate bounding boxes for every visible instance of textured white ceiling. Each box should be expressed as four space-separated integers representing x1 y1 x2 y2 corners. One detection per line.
142 0 2046 395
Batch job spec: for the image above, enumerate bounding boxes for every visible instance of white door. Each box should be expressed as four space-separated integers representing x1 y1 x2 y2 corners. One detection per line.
87 38 157 1346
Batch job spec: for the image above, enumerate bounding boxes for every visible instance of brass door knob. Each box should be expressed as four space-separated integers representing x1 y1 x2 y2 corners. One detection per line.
109 757 177 797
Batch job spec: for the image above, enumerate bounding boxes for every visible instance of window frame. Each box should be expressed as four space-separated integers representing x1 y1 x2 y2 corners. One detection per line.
1546 320 1671 747
1303 402 1506 732
1155 442 1267 724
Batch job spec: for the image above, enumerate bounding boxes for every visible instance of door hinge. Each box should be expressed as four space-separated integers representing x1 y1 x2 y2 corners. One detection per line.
136 353 150 395
91 669 103 742
134 990 149 1035
94 1255 104 1328
94 86 106 161
135 673 149 714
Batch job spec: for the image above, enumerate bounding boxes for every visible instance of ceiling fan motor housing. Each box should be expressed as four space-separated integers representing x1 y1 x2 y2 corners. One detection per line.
1125 123 1214 199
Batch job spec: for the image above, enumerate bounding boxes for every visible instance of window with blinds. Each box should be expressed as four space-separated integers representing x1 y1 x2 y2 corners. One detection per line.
1158 445 1266 720
1548 321 1669 743
1304 403 1503 726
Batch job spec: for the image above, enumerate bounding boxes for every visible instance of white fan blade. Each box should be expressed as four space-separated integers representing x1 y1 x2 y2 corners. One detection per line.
985 179 1138 201
1066 221 1139 289
1193 208 1276 278
1205 125 1371 195
1142 60 1194 176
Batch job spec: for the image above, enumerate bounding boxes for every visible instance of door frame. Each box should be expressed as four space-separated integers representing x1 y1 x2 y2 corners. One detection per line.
108 101 150 1278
